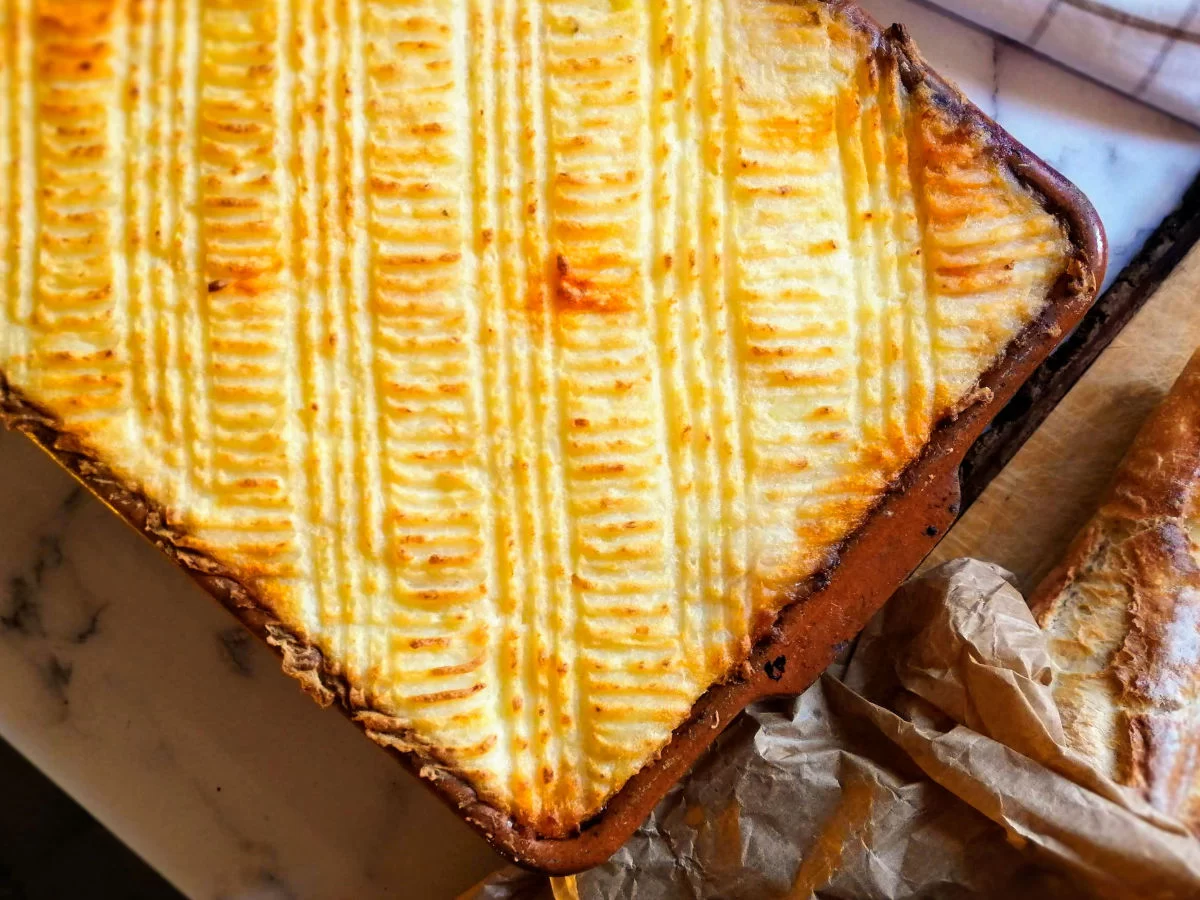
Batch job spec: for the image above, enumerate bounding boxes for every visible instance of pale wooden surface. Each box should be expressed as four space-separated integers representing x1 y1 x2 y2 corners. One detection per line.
926 242 1200 593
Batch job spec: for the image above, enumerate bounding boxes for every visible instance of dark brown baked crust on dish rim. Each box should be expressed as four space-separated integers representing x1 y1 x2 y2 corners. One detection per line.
0 3 1106 874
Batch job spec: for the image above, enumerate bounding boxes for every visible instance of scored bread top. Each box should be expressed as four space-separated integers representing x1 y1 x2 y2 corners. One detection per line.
1032 350 1200 833
1 0 1077 835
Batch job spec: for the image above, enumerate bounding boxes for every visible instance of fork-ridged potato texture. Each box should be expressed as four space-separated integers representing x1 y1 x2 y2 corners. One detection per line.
0 0 1071 834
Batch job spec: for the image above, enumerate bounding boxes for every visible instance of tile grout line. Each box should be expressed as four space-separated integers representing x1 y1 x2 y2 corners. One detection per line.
1028 0 1062 47
1134 0 1200 96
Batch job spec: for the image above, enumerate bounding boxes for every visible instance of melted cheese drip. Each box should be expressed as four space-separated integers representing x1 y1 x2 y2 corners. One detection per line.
1 0 1071 833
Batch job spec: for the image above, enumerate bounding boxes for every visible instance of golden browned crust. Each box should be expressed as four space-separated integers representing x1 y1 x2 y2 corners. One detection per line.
1031 349 1200 833
0 0 1104 870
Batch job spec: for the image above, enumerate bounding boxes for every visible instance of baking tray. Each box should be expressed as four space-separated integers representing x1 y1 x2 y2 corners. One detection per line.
0 2 1106 876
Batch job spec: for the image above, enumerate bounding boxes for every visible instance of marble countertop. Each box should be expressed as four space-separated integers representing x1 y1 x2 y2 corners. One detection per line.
1 2 1198 898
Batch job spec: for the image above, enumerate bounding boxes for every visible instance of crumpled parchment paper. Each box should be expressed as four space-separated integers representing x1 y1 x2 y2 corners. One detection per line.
462 560 1200 900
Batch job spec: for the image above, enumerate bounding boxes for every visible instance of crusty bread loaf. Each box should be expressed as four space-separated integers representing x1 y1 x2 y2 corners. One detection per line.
1032 350 1200 831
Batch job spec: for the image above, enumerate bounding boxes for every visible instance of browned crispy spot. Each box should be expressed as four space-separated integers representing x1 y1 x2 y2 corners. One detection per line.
428 655 485 677
36 0 115 37
408 636 449 650
410 682 486 705
453 734 498 760
551 254 631 315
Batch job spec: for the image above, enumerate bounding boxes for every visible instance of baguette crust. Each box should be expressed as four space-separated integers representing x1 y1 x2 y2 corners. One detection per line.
1032 350 1200 831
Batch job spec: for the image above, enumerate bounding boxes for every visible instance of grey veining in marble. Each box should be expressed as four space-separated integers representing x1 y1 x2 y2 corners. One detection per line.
0 429 505 898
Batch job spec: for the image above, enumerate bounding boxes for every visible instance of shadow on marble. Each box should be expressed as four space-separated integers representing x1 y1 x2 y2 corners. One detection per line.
0 734 180 899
